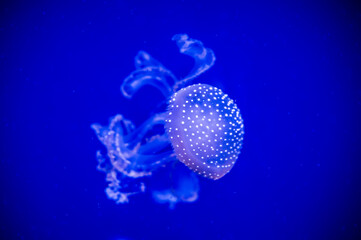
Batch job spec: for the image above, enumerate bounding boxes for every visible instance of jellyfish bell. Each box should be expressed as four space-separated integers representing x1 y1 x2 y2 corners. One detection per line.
165 84 244 180
91 33 245 206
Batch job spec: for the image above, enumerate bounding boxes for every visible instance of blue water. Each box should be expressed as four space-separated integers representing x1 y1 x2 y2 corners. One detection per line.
1 1 360 239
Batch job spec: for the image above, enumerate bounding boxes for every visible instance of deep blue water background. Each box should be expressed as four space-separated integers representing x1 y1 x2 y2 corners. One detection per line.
1 0 361 239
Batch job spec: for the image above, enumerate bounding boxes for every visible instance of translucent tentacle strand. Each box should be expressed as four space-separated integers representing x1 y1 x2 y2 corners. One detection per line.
172 34 216 91
92 113 177 203
91 113 174 177
121 51 178 98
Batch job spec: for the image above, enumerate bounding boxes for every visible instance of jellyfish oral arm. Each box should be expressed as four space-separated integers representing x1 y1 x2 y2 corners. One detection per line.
172 34 216 91
121 34 216 99
92 112 176 176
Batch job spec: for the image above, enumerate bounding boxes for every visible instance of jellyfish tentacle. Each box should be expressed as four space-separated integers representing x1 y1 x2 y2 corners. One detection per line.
129 151 176 171
152 162 199 209
124 112 167 149
91 114 135 145
121 67 175 98
121 33 216 98
134 51 164 69
105 169 146 203
121 51 178 99
92 112 175 178
136 134 170 155
172 34 216 90
109 114 135 135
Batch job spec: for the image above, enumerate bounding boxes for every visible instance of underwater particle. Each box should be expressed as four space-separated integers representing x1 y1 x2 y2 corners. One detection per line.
165 84 244 180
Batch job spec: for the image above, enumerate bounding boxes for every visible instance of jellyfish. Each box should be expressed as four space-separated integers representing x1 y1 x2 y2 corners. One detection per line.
91 34 244 207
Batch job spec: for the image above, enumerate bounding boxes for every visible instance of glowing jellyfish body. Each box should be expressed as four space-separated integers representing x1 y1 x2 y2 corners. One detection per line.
91 34 244 207
166 84 244 180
